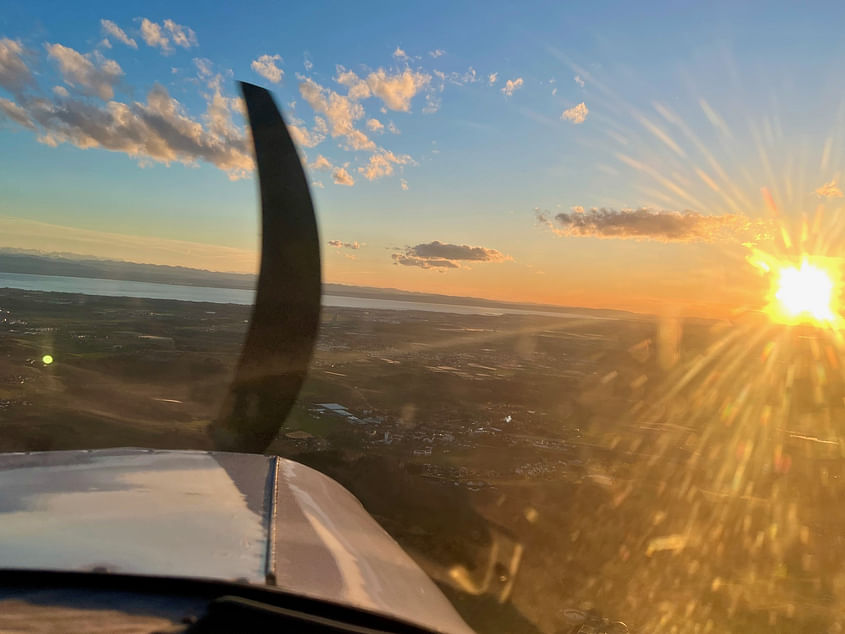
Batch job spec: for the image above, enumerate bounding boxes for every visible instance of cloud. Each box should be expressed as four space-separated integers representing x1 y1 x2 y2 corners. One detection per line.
100 19 137 48
392 46 408 61
357 150 411 180
410 241 508 261
251 54 283 83
288 116 327 148
561 102 588 124
139 19 195 53
298 77 375 150
400 178 408 191
328 240 360 249
574 74 584 87
423 91 441 114
541 207 766 242
393 240 509 269
164 19 198 49
366 68 430 111
194 57 213 78
303 57 313 71
332 166 354 186
816 179 843 199
393 253 458 268
4 81 252 178
52 86 69 97
309 154 332 170
335 67 371 100
429 49 445 58
46 43 123 100
140 18 171 52
366 117 383 132
501 77 523 96
0 38 34 94
0 97 34 129
436 67 478 86
488 72 498 86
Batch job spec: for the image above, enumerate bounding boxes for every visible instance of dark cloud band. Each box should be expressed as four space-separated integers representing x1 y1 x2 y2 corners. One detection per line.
540 207 768 242
392 241 508 270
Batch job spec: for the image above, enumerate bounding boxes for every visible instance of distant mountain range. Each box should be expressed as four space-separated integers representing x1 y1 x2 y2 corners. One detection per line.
0 249 641 319
0 250 256 290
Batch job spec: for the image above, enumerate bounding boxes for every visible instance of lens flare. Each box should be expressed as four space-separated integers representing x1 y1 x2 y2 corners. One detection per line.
749 250 842 326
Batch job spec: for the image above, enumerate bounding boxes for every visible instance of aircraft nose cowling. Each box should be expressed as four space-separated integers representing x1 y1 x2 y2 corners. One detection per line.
0 448 474 634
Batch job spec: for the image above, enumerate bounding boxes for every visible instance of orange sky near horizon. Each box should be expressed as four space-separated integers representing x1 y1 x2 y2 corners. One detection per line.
0 213 785 319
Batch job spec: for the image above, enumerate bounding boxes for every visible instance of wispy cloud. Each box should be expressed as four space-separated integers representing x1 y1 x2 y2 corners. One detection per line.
164 19 197 49
574 74 584 87
488 72 498 86
392 241 509 269
139 18 197 54
501 77 523 96
0 38 34 95
251 54 283 83
328 240 360 249
434 67 478 86
561 102 588 124
0 97 34 129
140 18 171 52
288 116 328 148
0 48 252 181
46 43 123 100
539 207 770 242
392 46 408 61
100 19 137 49
429 49 445 58
1 22 424 187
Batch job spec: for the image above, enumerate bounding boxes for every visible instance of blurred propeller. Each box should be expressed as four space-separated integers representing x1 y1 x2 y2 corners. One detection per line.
209 82 321 453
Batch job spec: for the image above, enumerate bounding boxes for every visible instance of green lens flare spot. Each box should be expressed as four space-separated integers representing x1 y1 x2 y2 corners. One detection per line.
41 354 54 365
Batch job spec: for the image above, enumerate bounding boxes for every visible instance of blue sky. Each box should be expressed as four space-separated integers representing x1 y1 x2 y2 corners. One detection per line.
1 1 845 314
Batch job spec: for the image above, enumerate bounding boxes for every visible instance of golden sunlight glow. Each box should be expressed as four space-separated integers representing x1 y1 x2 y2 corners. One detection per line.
749 249 843 326
775 262 835 321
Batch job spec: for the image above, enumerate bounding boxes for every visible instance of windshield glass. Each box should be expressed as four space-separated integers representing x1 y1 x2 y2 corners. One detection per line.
1 3 844 632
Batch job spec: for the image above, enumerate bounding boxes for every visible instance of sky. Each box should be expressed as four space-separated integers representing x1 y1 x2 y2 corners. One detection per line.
2 1 845 316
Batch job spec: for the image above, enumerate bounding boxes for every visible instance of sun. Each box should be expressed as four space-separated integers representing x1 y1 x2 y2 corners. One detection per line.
748 250 843 326
774 261 835 322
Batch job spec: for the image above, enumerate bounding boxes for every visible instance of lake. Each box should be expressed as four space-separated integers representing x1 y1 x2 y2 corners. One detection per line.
0 271 603 319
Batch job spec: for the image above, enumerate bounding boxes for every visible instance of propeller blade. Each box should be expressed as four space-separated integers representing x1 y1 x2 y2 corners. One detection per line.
210 82 321 453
